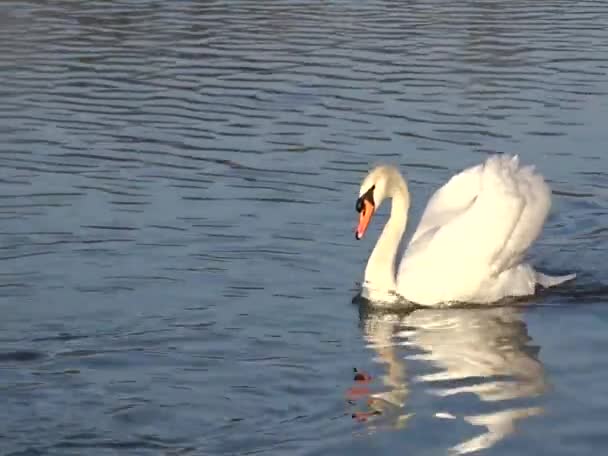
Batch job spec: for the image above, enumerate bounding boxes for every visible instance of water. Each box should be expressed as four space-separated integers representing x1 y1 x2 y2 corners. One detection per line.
1 1 607 454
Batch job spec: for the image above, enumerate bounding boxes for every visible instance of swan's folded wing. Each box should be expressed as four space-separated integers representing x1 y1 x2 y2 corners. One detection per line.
410 163 482 244
492 164 551 273
401 156 527 278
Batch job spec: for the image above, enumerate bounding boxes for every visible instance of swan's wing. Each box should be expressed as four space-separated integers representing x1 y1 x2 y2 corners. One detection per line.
491 161 551 273
410 163 483 244
401 155 538 279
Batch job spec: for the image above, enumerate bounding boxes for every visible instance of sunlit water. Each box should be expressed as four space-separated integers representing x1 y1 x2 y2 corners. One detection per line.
1 1 607 455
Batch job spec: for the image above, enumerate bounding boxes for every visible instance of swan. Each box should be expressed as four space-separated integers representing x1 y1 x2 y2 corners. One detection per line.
355 154 575 306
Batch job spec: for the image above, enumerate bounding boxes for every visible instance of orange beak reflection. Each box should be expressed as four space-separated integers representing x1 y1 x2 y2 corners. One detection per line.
355 199 375 240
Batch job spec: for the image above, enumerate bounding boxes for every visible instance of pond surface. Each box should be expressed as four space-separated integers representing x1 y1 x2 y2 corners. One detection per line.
1 1 607 455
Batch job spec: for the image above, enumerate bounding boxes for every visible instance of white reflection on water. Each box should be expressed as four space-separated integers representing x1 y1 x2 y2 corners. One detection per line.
357 304 546 454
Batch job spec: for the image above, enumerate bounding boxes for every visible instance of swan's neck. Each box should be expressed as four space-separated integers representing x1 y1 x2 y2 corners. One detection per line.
364 183 409 294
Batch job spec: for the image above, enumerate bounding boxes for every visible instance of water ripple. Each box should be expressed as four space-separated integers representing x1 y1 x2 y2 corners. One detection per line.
0 0 607 455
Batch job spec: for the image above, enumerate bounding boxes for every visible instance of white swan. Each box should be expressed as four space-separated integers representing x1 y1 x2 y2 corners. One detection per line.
355 154 575 306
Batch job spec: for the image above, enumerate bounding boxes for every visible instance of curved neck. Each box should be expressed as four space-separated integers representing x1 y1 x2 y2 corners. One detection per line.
364 178 410 293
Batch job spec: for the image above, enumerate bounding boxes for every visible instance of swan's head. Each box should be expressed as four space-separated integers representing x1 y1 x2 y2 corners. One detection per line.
355 165 407 240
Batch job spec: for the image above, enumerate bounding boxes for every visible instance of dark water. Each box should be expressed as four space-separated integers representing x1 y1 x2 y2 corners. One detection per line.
1 1 607 454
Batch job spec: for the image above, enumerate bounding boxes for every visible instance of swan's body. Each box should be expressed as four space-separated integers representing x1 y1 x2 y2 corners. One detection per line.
355 155 575 306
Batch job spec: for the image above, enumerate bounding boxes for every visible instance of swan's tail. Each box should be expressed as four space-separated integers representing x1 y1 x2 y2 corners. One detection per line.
536 271 576 288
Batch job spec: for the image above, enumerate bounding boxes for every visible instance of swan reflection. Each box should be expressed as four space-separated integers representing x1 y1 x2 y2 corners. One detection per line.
356 304 547 454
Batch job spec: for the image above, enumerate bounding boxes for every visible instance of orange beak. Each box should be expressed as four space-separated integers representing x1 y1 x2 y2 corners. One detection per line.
355 199 375 240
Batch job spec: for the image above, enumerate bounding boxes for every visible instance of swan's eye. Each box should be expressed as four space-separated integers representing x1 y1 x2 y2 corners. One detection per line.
356 185 375 213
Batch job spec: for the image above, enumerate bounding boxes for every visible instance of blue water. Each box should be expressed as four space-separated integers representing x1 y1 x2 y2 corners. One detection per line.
1 1 607 455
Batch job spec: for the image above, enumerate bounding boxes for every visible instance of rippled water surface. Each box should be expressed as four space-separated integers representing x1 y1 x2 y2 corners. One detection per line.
1 1 608 454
